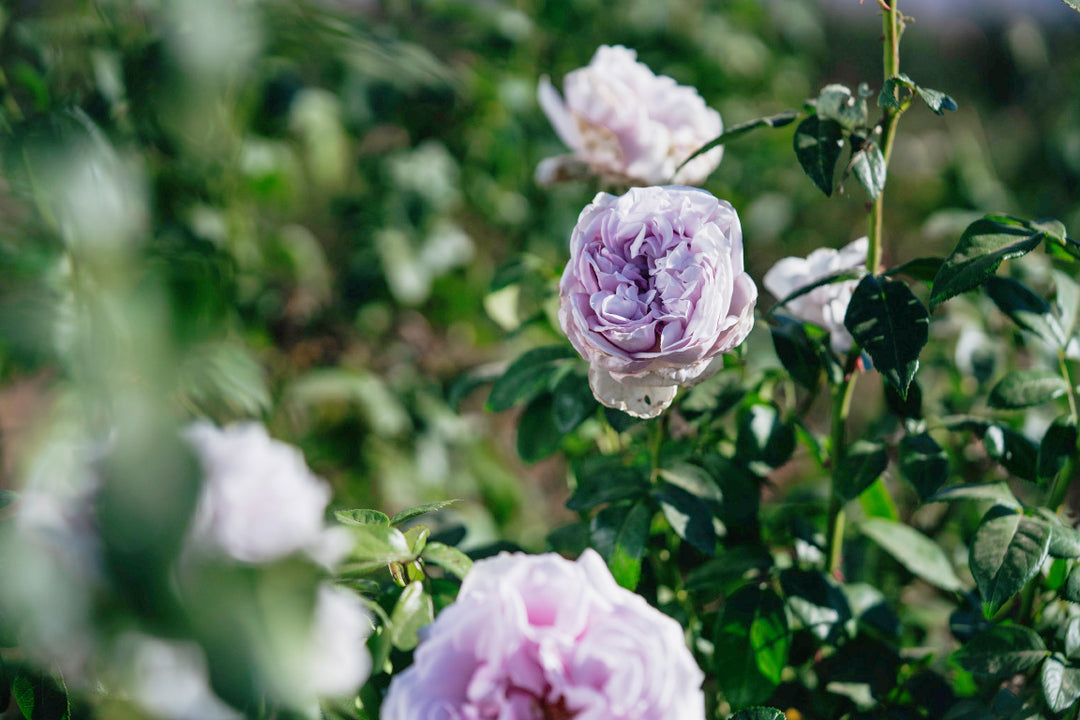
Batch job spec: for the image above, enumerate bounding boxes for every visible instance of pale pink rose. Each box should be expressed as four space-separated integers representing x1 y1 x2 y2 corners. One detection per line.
763 237 868 354
382 549 706 720
184 422 339 565
559 186 756 418
538 45 723 186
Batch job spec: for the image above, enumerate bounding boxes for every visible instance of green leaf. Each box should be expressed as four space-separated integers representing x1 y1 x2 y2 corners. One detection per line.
860 517 963 592
915 86 958 115
1041 653 1080 713
551 370 596 433
899 432 949 501
486 345 574 412
389 581 434 651
590 501 651 590
676 111 798 173
736 404 796 470
516 393 564 462
844 275 929 399
983 425 1039 482
929 217 1047 310
884 256 945 283
793 115 845 196
985 276 1067 348
770 316 824 390
567 457 650 512
13 672 70 720
878 73 915 110
1067 564 1080 603
421 541 473 580
969 505 1052 617
346 524 415 566
816 84 868 130
1064 0 1080 14
926 481 1018 505
658 463 724 503
335 509 391 526
389 499 460 526
988 370 1069 410
1066 618 1080 657
1034 508 1080 559
177 341 271 420
835 440 888 502
729 709 785 720
851 142 886 200
952 624 1048 676
654 482 719 555
1039 416 1078 483
713 586 790 709
780 568 853 643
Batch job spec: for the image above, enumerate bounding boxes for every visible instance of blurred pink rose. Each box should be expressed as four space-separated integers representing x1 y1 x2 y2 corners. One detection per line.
538 45 723 186
559 186 756 418
763 237 868 354
382 549 706 720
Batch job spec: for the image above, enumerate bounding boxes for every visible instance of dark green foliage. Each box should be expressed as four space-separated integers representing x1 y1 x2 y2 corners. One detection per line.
835 440 888 502
714 586 790 709
793 115 846 196
952 625 1049 676
844 275 929 399
898 432 949 500
988 370 1069 410
969 506 1051 617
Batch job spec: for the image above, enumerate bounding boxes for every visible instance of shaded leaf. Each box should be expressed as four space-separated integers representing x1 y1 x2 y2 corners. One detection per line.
915 86 958 115
713 586 790 709
929 216 1046 310
983 425 1039 482
486 345 574 412
590 501 651 590
389 581 434 651
969 505 1051 617
952 624 1048 676
899 432 949 501
835 440 888 502
567 457 649 512
551 370 596 433
844 275 929 399
737 404 796 470
780 568 853 643
884 256 944 283
793 115 845 196
729 709 785 720
516 393 563 462
13 672 70 720
860 517 963 592
654 482 719 555
926 482 1018 505
1038 416 1078 484
988 370 1069 410
985 276 1066 348
770 316 824 390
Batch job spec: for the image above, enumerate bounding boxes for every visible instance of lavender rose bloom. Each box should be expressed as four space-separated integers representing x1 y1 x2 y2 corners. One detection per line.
762 237 868 354
382 549 706 720
559 186 756 418
538 45 723 186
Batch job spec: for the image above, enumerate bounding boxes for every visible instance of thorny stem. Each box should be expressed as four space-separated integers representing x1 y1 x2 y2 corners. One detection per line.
826 367 859 577
866 0 905 274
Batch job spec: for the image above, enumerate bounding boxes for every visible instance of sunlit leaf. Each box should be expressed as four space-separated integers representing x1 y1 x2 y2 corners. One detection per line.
860 518 963 591
969 505 1051 617
988 370 1069 410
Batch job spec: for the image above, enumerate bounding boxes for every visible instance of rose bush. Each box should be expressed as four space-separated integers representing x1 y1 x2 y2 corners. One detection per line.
382 549 705 720
558 185 756 418
538 45 723 186
763 236 868 354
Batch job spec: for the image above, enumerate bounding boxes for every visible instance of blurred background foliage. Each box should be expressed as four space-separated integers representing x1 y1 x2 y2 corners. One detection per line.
0 0 1078 601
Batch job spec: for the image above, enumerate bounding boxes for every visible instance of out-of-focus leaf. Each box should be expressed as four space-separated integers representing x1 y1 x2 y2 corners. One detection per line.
335 509 391 526
988 370 1069 410
729 709 785 720
736 404 795 470
899 432 949 501
1039 416 1077 484
793 115 845 196
780 568 853 643
177 341 271 420
953 625 1048 676
1067 565 1080 603
551 369 596 433
926 482 1018 505
844 275 929 399
713 586 789 709
676 111 798 174
567 457 649 512
653 482 719 555
984 276 1067 347
929 216 1047 310
969 505 1051 617
915 86 958 115
850 142 886 200
486 345 575 413
983 425 1038 482
590 501 651 590
883 257 945 283
770 316 824 390
860 518 963 591
835 440 888 502
1041 653 1080 713
285 368 410 437
516 393 563 462
13 671 70 720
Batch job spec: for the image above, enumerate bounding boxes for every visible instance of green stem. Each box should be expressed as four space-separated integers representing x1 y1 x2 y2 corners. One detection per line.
649 413 666 484
826 369 859 576
1047 351 1078 513
1060 350 1078 420
866 0 905 274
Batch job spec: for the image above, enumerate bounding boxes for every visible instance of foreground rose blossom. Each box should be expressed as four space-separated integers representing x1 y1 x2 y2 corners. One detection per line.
762 237 868 354
538 45 723 186
382 549 706 720
559 185 756 418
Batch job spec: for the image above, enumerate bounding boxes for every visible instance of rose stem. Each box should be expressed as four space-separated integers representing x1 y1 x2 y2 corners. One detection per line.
1047 350 1078 513
866 0 905 274
827 0 906 578
826 360 859 577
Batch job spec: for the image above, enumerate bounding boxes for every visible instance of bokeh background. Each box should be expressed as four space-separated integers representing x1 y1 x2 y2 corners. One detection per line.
1 0 1078 556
